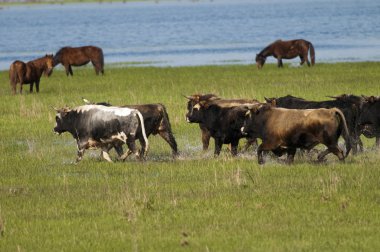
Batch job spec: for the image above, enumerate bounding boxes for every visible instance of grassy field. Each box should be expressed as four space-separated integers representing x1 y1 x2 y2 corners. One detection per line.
0 62 380 251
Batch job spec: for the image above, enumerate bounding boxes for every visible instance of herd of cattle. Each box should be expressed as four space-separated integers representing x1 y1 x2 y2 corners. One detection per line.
7 45 379 164
53 94 380 164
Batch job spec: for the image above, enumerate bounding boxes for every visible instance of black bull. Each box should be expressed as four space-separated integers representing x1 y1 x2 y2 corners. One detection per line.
83 99 178 157
358 96 380 148
185 94 259 156
265 94 363 154
241 104 351 164
53 105 148 163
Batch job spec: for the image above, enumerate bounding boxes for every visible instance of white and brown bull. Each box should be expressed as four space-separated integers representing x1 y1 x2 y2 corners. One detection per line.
53 105 148 163
241 104 351 164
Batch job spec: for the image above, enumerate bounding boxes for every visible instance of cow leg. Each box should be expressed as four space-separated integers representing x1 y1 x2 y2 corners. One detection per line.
376 137 380 148
101 149 113 163
214 138 223 156
76 148 85 163
243 137 258 151
200 125 211 151
158 130 179 157
126 137 141 160
286 148 297 164
329 146 345 161
114 145 124 157
30 82 34 93
257 144 266 164
317 149 330 162
230 140 239 156
138 136 148 158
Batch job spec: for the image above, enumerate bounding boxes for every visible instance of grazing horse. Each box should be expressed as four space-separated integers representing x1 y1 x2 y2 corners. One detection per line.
9 54 54 95
255 39 315 69
53 46 104 76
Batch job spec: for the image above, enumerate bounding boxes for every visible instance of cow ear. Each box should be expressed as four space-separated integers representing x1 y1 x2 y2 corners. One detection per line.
270 99 276 107
264 97 272 103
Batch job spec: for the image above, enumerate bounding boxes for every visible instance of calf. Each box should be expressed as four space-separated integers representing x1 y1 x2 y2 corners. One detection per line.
185 94 258 156
53 105 148 163
265 94 363 154
241 104 351 164
83 98 178 157
358 96 380 148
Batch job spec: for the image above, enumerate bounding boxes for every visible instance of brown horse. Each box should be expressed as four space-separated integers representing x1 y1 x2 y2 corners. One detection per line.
255 39 315 69
9 54 54 95
53 46 104 76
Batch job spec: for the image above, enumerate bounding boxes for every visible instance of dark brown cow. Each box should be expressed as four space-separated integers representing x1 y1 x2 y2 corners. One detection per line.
185 94 259 156
264 94 364 154
256 39 315 69
9 54 54 94
53 46 104 76
241 104 351 164
185 94 259 151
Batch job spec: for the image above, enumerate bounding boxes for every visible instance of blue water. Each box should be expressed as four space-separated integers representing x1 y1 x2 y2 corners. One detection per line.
0 0 380 70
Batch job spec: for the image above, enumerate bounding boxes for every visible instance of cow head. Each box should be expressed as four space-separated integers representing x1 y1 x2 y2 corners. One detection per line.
53 107 72 135
255 54 266 69
359 96 380 138
241 103 271 136
184 94 219 123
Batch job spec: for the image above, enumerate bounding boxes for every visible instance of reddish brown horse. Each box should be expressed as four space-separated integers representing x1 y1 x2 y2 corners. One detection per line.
53 46 104 76
9 54 54 95
255 39 315 69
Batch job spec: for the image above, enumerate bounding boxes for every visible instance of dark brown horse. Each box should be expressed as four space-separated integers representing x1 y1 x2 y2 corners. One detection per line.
255 39 315 69
9 54 54 95
53 46 104 76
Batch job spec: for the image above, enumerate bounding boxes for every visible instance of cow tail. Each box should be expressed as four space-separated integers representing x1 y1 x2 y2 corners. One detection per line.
308 42 315 66
136 110 149 154
335 108 351 157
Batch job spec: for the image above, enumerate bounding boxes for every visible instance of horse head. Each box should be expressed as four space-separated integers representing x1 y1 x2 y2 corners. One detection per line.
44 54 54 77
255 54 266 69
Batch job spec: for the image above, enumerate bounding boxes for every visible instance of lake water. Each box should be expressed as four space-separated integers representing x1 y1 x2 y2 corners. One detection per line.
0 0 380 70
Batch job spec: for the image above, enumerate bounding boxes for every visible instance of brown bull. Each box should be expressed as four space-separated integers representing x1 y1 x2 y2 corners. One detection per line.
241 104 351 164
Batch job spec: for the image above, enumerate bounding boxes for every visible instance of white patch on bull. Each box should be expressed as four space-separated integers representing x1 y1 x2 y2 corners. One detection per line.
193 103 201 110
100 132 127 144
245 110 250 116
75 105 136 117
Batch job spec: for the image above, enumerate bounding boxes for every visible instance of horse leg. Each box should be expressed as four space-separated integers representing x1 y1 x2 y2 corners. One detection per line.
64 64 70 76
277 58 283 68
300 55 305 65
36 80 40 93
91 61 100 75
30 82 34 93
68 65 73 76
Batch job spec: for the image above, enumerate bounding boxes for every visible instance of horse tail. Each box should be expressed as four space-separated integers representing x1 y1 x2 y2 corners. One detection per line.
98 48 104 74
308 41 315 66
9 63 18 87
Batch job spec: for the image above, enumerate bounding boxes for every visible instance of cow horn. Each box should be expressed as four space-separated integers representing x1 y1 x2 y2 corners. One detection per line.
82 97 92 104
182 94 192 100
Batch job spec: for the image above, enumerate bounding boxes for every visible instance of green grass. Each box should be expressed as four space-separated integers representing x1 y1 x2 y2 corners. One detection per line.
0 62 380 251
